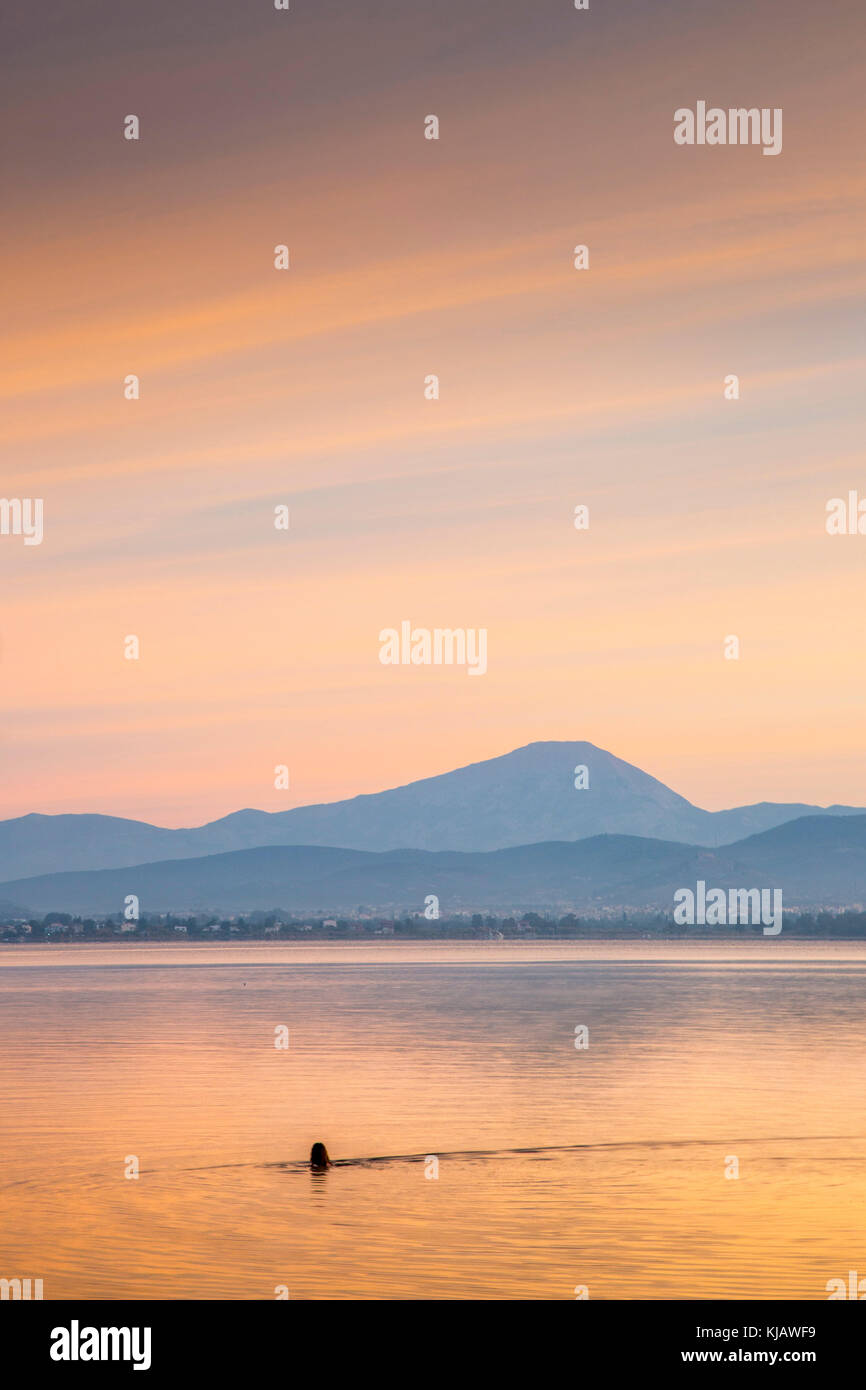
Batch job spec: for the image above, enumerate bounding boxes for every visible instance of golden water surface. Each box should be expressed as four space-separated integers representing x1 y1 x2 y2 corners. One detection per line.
1 940 864 1300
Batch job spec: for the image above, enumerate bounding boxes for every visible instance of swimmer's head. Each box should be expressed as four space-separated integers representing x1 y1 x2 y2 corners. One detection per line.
310 1142 331 1170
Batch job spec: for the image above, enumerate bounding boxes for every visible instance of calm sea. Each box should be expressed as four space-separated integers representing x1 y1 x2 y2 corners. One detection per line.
1 941 864 1300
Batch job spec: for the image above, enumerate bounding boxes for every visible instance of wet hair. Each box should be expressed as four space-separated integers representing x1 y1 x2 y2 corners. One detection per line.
310 1142 331 1170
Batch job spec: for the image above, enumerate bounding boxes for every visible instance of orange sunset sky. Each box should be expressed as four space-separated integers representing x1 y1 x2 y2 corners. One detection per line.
1 0 864 825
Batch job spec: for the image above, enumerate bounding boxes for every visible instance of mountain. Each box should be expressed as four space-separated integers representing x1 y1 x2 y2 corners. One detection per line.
1 741 863 881
2 814 865 917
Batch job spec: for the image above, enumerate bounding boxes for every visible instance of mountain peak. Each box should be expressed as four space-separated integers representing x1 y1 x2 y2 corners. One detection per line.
0 742 863 880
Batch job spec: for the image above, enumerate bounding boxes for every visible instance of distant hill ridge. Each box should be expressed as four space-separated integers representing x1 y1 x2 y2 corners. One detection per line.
1 813 865 916
0 740 862 881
